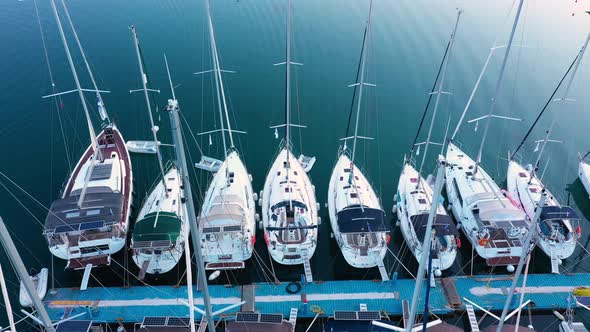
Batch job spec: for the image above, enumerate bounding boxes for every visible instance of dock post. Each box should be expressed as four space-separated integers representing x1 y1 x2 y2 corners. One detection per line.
0 217 56 332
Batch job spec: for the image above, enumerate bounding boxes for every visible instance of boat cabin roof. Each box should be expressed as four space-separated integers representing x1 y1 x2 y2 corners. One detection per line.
467 194 525 222
44 186 123 234
336 205 388 234
132 212 182 243
410 213 458 241
271 200 307 211
198 203 244 227
540 206 580 221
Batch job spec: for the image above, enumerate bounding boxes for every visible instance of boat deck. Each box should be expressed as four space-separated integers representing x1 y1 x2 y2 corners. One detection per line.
43 273 590 324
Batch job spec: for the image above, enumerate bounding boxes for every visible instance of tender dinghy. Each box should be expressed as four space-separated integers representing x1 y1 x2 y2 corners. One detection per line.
19 268 48 307
195 156 223 172
126 140 159 154
297 154 316 173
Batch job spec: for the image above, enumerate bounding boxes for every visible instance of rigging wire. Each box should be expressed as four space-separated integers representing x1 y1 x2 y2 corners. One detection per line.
408 40 451 156
33 0 72 172
510 52 580 159
344 22 369 139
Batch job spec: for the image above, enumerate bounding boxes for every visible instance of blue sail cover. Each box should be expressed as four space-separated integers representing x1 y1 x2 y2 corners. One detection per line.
410 213 458 241
540 206 580 221
336 206 389 234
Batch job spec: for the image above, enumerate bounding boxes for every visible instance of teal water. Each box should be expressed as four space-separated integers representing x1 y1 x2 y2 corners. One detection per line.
1 0 590 330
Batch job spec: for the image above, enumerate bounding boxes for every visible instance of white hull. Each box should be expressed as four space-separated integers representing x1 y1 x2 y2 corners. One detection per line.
132 167 188 275
396 164 457 272
198 151 255 270
327 154 387 268
445 143 529 269
507 161 577 261
261 149 318 265
579 160 590 199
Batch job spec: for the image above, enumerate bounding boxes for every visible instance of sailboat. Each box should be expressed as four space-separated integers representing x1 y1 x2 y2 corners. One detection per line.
327 0 389 273
129 27 189 276
195 0 256 271
507 31 589 272
445 0 530 272
260 0 319 271
396 12 460 276
43 0 132 270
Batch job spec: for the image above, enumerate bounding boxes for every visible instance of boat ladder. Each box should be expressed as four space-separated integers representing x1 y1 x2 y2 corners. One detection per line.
301 250 313 283
80 264 93 291
138 260 150 280
465 304 480 332
197 316 207 332
288 307 298 331
551 249 560 274
374 253 389 281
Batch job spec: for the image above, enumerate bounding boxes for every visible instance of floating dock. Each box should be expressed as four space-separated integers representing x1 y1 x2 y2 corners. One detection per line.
43 273 590 323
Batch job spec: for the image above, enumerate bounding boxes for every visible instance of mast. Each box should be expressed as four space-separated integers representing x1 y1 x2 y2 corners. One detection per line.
510 49 581 160
529 120 555 184
409 40 451 155
406 158 446 332
205 0 235 154
285 0 293 165
48 0 101 208
474 0 524 174
164 58 215 331
560 30 590 100
417 10 461 180
0 218 55 332
0 262 16 332
130 26 168 194
496 190 547 331
165 56 195 332
59 0 110 123
350 0 373 164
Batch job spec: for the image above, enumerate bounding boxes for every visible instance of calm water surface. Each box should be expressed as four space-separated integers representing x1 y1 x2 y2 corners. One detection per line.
1 0 590 330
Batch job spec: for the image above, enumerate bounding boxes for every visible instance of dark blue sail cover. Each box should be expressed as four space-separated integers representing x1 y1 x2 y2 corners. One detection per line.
410 213 458 241
540 206 580 221
336 205 389 234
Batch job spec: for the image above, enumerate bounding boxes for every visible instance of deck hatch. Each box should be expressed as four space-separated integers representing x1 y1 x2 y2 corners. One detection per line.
90 163 113 181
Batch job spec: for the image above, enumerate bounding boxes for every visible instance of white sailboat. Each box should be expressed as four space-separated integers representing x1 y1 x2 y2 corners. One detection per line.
260 0 319 270
506 32 589 272
445 0 528 272
129 27 188 276
195 0 255 271
43 0 132 270
328 0 389 272
396 12 461 276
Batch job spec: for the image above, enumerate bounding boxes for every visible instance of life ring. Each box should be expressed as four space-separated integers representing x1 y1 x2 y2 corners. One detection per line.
286 282 302 294
478 238 490 247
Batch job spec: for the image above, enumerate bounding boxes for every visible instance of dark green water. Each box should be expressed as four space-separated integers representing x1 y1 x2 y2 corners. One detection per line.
1 0 590 330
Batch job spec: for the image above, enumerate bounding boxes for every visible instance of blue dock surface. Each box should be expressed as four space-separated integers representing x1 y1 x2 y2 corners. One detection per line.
43 273 590 323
